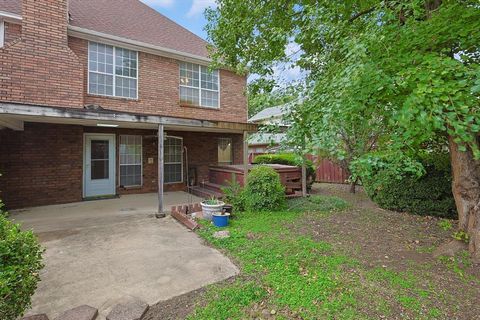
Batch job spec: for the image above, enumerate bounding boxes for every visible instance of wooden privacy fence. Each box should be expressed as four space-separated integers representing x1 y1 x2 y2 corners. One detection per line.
307 155 349 184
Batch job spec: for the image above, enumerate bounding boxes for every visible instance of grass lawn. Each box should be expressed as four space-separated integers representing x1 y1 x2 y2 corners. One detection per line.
145 184 480 320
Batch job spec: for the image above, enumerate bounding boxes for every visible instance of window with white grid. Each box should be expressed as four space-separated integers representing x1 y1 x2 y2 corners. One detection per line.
164 136 183 183
119 135 142 187
218 138 233 164
88 42 138 99
180 62 219 108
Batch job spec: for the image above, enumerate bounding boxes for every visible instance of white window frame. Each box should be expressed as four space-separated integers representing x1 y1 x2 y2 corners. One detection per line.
179 62 220 109
119 135 143 188
164 136 184 184
0 20 5 48
87 41 139 99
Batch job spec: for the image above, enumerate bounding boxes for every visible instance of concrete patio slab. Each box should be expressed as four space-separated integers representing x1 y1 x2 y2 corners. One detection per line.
10 193 238 320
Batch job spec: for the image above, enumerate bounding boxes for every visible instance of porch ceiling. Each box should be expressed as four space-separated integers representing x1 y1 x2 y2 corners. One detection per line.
0 102 257 133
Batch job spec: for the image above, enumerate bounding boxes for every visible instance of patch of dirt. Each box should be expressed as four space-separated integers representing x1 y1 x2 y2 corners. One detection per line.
143 277 239 320
142 287 207 320
296 183 480 319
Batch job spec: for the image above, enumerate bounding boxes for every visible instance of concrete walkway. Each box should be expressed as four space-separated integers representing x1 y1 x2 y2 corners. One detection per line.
10 193 238 319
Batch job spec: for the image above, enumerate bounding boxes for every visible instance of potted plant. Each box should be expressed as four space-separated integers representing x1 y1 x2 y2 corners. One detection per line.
201 196 225 221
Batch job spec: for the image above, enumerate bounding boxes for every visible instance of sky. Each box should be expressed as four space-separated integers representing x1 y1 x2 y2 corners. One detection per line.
140 0 304 84
140 0 216 40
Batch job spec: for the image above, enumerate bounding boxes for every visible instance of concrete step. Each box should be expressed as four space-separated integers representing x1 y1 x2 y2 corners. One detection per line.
53 305 98 320
22 315 49 320
106 298 148 320
202 182 225 193
189 186 223 199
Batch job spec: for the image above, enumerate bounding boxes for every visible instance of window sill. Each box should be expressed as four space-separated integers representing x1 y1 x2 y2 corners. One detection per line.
87 94 139 102
119 185 143 190
180 104 220 111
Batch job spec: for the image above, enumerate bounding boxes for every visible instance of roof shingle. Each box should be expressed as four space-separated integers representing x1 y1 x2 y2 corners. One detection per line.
0 0 210 58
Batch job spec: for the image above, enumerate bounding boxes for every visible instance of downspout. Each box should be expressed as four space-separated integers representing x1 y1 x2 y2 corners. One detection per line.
184 146 189 188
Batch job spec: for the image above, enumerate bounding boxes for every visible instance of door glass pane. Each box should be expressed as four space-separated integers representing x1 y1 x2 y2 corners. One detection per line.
91 140 109 160
91 140 109 180
91 160 109 180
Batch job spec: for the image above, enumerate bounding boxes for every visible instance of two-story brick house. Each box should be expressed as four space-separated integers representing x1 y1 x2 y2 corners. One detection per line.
0 0 255 211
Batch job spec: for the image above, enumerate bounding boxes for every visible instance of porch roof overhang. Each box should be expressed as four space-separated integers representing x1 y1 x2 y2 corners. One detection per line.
0 103 257 133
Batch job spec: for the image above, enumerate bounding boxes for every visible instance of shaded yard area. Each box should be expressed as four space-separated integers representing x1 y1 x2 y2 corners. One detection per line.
145 183 480 320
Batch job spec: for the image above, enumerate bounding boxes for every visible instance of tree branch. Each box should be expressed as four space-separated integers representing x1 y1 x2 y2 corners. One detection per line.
348 6 376 22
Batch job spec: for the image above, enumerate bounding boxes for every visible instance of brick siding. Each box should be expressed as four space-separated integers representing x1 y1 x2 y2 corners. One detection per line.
68 37 248 123
0 0 248 124
0 0 84 107
0 122 244 209
0 123 84 208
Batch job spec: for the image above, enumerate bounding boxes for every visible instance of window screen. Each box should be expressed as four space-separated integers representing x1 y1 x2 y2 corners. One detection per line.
119 135 142 187
164 137 183 183
218 138 233 165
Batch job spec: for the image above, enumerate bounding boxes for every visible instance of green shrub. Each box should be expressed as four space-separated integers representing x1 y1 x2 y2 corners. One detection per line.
221 174 246 211
0 201 44 319
253 153 316 189
362 153 456 219
243 166 286 211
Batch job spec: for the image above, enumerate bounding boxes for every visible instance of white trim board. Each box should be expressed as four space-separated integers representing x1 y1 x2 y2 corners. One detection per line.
0 20 4 48
68 26 211 65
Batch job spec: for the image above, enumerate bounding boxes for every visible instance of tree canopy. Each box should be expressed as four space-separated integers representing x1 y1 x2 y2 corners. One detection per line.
206 0 480 258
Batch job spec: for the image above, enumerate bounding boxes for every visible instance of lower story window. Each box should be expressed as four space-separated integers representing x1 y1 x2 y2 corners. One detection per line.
218 137 233 165
119 135 142 187
164 136 183 183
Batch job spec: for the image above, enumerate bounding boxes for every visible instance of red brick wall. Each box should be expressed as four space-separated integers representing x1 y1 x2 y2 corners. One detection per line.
0 123 84 209
0 0 84 107
0 1 247 124
68 37 248 123
4 22 21 45
0 122 244 209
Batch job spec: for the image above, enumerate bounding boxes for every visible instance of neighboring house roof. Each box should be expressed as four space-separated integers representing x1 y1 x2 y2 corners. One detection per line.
0 0 209 58
248 133 286 146
248 105 289 123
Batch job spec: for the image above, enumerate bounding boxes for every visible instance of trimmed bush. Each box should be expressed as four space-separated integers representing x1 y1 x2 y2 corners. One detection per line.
362 154 456 219
0 201 44 319
253 153 316 189
243 166 286 211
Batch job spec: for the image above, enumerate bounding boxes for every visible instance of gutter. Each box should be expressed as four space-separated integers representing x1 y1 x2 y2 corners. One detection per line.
0 10 22 23
68 25 212 65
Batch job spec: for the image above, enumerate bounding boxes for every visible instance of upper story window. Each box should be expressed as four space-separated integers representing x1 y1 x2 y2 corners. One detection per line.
179 62 219 108
88 42 138 99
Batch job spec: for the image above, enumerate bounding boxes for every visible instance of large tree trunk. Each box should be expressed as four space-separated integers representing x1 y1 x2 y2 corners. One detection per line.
448 135 480 262
349 178 358 194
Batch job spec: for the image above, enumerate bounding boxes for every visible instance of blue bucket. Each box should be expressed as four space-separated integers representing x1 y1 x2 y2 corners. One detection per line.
212 214 230 227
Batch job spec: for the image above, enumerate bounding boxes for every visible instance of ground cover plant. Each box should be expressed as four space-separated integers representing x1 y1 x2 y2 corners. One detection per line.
145 186 480 320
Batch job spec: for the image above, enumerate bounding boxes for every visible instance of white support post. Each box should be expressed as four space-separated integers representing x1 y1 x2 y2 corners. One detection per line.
156 124 166 218
243 131 249 185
